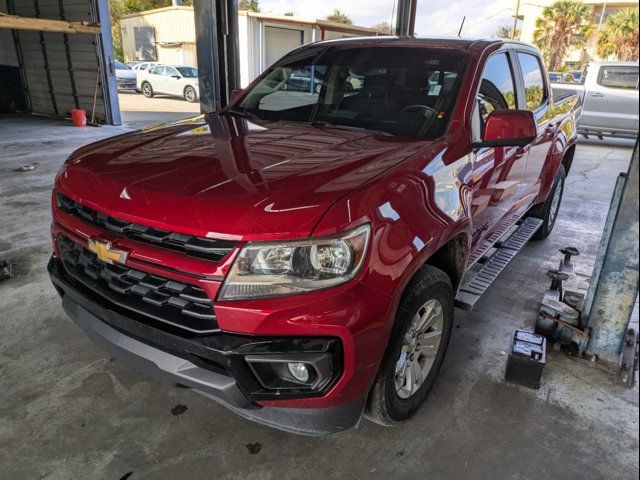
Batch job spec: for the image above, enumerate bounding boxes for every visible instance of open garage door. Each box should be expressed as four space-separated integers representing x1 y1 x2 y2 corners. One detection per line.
1 0 120 124
264 26 302 69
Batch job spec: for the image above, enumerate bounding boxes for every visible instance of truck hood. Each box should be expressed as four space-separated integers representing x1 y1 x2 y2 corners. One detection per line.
57 114 431 240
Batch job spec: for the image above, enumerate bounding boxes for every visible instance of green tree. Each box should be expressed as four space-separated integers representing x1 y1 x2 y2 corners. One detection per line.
284 12 294 17
325 9 352 25
239 0 260 12
494 24 519 39
597 9 639 61
372 21 392 33
532 1 593 71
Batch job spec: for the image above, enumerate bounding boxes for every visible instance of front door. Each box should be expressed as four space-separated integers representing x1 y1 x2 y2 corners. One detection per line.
469 50 529 258
164 66 183 96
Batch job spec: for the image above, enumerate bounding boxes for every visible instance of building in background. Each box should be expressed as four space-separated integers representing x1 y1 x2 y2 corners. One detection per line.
120 7 385 87
519 0 639 67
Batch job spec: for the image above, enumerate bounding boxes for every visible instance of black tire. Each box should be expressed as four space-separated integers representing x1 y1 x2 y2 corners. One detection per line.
184 86 198 103
280 83 289 91
141 82 154 98
529 164 566 240
366 265 454 426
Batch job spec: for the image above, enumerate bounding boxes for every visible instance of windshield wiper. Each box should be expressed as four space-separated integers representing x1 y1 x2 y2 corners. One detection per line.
310 121 392 137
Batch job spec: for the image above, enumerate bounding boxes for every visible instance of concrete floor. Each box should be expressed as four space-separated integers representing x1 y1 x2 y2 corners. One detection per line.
118 92 200 130
0 113 638 480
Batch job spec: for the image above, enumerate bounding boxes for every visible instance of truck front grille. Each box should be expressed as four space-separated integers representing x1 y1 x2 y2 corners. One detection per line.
56 193 236 262
57 235 219 333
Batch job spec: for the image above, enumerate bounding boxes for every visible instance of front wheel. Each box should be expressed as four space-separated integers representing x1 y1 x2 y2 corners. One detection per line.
528 164 566 240
366 265 454 426
141 82 154 98
184 86 198 103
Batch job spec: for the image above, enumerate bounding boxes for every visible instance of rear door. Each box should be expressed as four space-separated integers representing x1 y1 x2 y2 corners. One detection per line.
513 50 554 204
148 66 166 93
469 49 529 255
581 64 639 133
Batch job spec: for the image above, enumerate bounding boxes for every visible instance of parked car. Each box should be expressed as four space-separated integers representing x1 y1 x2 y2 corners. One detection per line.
552 61 639 138
131 61 159 75
125 61 142 68
114 61 137 91
49 38 578 435
281 68 364 93
137 65 200 102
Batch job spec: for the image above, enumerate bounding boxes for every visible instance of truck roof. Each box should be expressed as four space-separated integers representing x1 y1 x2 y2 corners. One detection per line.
311 35 534 51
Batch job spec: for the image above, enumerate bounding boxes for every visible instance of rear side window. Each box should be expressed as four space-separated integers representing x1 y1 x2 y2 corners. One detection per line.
517 52 546 111
598 66 639 90
477 52 517 122
152 66 165 75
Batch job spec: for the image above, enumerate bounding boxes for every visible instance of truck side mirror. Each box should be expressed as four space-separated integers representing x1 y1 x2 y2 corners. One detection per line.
473 109 537 148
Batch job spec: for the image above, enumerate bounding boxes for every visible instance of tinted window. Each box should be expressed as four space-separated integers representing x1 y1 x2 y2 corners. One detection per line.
477 52 517 122
230 47 468 139
517 52 546 110
599 66 639 89
114 61 130 70
177 67 198 78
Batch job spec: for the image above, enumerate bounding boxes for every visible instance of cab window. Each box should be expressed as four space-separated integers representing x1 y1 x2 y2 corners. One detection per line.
598 66 639 90
477 52 517 123
517 52 547 111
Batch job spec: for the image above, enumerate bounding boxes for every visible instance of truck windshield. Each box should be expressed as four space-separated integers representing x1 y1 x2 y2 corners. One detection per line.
228 46 468 139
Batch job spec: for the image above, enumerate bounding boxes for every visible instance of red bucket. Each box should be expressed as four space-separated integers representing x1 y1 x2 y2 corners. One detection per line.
70 109 87 127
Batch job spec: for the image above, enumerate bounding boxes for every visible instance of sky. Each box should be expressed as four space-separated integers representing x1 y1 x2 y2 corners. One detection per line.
258 0 516 38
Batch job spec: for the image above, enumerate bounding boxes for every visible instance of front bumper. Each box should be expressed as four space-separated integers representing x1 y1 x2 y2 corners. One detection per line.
49 256 366 435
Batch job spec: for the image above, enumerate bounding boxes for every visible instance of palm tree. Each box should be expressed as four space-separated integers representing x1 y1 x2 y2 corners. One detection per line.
533 1 593 71
597 9 639 61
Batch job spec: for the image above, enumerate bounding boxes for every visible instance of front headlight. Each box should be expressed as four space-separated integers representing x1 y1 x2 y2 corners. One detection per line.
219 224 371 300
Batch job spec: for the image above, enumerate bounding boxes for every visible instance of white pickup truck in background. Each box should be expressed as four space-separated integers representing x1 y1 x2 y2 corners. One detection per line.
552 61 639 139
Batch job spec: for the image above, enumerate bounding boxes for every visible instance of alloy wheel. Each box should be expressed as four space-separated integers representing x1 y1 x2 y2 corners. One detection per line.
395 299 444 399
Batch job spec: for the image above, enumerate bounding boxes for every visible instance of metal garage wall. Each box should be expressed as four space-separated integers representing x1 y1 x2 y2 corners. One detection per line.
6 0 120 124
264 26 303 69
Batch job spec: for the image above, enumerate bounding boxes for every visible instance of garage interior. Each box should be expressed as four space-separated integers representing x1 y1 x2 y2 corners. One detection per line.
0 0 638 478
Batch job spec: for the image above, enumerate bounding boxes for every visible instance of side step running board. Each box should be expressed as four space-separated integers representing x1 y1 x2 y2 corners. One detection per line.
455 217 544 311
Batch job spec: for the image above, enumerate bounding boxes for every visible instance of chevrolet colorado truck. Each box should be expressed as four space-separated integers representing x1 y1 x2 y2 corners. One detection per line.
49 38 578 435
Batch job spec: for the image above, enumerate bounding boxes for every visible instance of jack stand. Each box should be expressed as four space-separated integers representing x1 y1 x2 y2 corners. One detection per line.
537 265 585 347
535 142 639 387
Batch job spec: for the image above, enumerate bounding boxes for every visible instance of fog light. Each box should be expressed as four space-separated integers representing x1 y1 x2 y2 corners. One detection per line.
287 362 310 383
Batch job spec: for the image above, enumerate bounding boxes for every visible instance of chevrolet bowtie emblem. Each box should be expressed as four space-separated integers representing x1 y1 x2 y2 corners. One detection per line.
87 238 129 265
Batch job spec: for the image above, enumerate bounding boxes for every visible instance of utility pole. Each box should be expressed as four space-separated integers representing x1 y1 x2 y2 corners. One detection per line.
512 0 521 39
592 1 608 59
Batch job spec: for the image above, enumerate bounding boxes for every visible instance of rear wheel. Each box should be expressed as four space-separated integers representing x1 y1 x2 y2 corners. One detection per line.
529 164 566 240
184 86 198 103
141 82 154 98
366 265 454 425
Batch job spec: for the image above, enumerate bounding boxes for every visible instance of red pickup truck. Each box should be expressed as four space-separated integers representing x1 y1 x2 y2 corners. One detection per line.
49 38 578 435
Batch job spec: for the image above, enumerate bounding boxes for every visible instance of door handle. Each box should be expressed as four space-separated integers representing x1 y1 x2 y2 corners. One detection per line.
515 147 526 158
589 92 605 97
